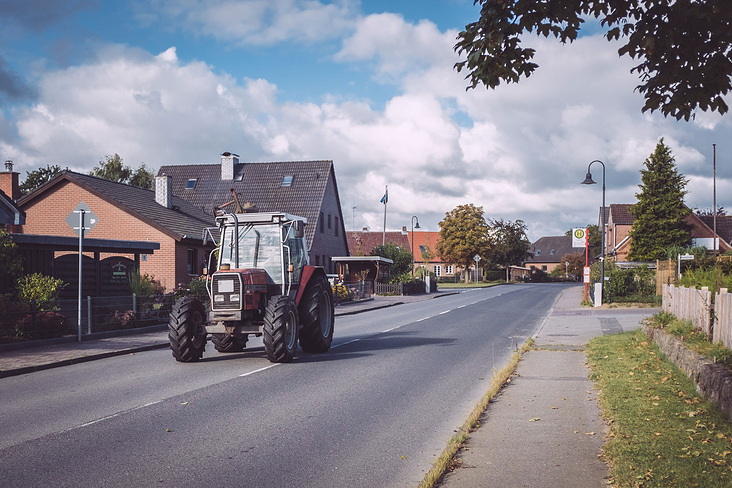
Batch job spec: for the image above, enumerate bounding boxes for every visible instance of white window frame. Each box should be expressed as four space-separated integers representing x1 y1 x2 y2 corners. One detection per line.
434 265 442 276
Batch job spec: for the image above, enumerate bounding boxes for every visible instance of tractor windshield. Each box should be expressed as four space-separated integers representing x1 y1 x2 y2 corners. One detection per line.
220 223 283 284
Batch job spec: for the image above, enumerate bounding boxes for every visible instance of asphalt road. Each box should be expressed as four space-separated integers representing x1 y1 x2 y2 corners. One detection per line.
0 284 568 488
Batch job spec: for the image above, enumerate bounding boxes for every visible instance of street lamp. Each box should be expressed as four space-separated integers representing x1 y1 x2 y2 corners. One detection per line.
411 215 421 276
581 160 606 305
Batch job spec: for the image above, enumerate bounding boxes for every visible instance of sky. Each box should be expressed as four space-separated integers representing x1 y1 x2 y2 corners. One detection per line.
0 0 730 242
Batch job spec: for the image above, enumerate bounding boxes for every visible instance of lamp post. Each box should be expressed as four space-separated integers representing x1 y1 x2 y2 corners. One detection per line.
582 160 606 306
411 215 420 276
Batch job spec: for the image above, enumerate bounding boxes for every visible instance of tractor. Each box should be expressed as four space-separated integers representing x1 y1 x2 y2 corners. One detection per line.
168 211 334 363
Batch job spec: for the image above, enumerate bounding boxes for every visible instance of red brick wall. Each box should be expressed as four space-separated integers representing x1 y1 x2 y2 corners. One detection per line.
20 180 185 291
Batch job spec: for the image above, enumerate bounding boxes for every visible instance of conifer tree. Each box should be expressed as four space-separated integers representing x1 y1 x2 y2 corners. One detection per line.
628 139 691 261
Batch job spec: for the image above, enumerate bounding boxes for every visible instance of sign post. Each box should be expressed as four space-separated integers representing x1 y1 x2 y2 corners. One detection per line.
473 254 481 283
67 202 98 341
572 228 589 302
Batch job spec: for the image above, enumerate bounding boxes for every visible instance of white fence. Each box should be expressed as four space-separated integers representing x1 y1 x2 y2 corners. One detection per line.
662 284 732 347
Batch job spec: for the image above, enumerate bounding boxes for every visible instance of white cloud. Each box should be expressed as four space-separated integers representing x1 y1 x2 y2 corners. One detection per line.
142 0 358 45
4 10 730 242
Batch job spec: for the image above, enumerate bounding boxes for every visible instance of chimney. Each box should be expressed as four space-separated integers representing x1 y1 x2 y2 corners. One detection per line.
155 174 172 209
0 160 20 201
402 226 408 235
221 152 239 180
362 227 369 232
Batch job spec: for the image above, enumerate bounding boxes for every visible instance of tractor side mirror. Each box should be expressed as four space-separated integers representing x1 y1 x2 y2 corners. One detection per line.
293 220 305 238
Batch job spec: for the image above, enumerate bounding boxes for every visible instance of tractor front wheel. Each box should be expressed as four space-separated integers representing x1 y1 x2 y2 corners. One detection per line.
298 275 334 353
212 333 247 353
168 296 207 362
263 295 298 363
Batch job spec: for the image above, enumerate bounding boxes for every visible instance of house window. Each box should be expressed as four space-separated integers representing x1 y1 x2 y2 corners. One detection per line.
542 265 547 271
535 250 541 256
434 265 442 276
550 249 555 255
319 212 324 233
282 175 293 187
328 214 332 229
315 255 320 266
335 217 339 236
446 265 453 274
185 179 197 190
187 249 198 275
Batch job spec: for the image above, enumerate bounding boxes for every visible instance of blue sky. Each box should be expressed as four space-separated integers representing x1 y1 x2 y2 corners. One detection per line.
1 0 730 241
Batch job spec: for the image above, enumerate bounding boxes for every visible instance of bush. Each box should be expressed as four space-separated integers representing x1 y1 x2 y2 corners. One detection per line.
129 270 165 296
16 273 65 309
172 276 209 301
15 311 68 340
484 269 504 281
98 309 136 332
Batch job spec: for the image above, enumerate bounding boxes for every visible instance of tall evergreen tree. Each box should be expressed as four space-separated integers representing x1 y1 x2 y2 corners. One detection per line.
628 139 691 261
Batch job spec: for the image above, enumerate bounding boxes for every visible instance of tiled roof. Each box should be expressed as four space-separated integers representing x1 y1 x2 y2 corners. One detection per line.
526 235 579 264
19 171 216 242
699 215 732 245
158 160 335 248
346 230 410 256
610 204 635 225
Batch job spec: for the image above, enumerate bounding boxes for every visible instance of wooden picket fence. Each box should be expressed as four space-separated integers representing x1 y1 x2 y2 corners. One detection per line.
663 284 732 348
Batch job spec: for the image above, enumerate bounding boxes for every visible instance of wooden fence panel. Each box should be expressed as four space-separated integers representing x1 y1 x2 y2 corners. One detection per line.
656 259 677 296
715 289 732 348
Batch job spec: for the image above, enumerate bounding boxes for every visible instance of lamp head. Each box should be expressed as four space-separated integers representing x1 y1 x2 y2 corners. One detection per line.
414 221 421 229
581 172 596 185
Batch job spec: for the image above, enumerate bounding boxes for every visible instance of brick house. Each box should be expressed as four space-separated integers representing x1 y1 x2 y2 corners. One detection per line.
158 153 348 274
17 171 214 294
525 235 579 274
602 204 732 261
0 162 25 230
409 230 456 278
346 227 410 256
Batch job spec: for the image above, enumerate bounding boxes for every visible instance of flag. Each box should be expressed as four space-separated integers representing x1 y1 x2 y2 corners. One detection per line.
380 187 388 204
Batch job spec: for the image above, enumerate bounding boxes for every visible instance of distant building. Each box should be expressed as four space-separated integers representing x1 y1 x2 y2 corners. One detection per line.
525 235 579 274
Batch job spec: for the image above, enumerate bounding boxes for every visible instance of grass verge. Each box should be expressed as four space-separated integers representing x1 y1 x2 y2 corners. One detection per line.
586 330 732 487
417 338 533 488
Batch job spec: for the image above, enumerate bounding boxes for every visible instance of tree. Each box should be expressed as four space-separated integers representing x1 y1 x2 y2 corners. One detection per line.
436 204 491 283
487 218 531 269
370 243 414 282
628 139 691 261
454 0 732 121
559 252 585 279
90 154 154 189
90 154 131 182
0 229 23 296
19 164 61 195
128 164 155 190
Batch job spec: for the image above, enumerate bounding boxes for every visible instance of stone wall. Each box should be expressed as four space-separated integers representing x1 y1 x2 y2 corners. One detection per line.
643 324 732 420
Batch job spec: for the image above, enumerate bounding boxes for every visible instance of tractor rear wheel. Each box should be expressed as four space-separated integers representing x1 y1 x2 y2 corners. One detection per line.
168 296 207 362
298 275 334 353
212 333 247 353
263 295 298 363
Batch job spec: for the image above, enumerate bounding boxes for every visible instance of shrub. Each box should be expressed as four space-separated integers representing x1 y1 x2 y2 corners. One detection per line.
172 276 209 301
16 273 65 310
99 309 136 331
129 270 165 296
15 311 68 339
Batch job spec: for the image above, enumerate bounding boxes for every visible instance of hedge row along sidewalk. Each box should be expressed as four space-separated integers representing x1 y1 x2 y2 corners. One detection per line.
586 329 732 487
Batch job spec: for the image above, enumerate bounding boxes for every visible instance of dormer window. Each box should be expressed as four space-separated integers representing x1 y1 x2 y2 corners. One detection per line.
282 175 293 187
185 179 197 190
550 249 555 255
535 250 541 256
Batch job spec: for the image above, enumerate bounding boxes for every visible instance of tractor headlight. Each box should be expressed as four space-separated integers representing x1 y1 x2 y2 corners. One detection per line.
230 294 240 302
214 295 225 303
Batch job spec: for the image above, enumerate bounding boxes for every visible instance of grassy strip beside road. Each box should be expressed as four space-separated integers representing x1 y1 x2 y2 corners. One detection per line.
587 330 732 487
418 339 533 488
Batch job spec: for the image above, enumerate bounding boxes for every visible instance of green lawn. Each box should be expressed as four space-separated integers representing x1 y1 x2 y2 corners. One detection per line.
587 330 732 487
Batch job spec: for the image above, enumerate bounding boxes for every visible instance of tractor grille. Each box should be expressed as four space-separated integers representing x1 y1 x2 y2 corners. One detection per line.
211 273 243 311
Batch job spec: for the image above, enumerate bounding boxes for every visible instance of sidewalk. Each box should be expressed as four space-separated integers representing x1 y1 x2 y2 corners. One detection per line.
0 292 447 378
438 286 659 488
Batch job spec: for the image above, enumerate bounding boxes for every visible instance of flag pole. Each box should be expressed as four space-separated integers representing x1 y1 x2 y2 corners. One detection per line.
382 185 388 246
